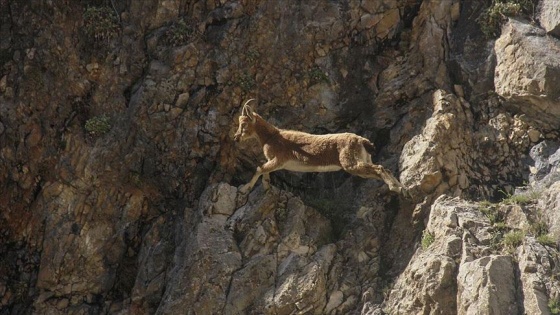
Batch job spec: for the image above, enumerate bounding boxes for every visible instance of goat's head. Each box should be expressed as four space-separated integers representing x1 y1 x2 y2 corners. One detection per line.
234 99 257 142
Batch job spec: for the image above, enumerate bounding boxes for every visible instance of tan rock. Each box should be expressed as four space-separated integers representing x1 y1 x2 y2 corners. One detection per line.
517 238 557 315
495 19 560 129
538 0 560 37
400 90 472 198
528 129 541 143
457 255 519 315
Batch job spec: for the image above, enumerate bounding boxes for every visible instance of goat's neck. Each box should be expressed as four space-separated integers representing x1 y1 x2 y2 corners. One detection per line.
254 115 279 145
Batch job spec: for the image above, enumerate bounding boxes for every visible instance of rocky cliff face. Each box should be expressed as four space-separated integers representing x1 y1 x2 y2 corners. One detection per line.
2 0 560 314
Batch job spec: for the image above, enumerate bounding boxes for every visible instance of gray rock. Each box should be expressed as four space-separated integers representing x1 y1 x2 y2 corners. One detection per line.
199 182 238 216
529 140 560 183
517 238 559 315
539 181 560 240
154 183 335 314
457 255 518 315
538 0 560 37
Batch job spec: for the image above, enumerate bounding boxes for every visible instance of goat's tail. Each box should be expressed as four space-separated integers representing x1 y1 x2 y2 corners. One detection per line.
363 139 376 155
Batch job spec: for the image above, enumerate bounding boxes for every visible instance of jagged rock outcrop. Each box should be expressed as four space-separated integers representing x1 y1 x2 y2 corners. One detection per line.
458 255 518 315
2 0 560 314
139 182 383 314
400 90 473 198
495 19 560 130
538 0 560 37
386 190 560 315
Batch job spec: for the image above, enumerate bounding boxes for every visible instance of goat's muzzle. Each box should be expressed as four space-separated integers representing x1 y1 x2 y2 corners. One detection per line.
233 133 241 142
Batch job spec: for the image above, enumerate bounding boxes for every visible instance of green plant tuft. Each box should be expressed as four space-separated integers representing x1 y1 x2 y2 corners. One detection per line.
83 6 120 41
162 20 195 46
502 230 524 248
501 187 540 205
308 67 329 85
237 72 255 92
549 298 560 315
85 115 111 136
504 194 531 205
421 230 435 250
530 219 549 238
477 0 535 38
537 234 557 247
246 50 260 63
479 201 505 225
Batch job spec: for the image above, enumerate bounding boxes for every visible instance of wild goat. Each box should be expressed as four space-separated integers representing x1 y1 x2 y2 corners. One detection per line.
234 99 408 196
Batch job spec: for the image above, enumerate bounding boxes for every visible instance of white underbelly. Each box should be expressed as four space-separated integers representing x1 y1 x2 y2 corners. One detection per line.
283 160 342 173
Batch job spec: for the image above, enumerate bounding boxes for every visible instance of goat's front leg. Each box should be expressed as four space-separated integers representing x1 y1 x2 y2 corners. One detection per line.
262 173 271 190
240 158 281 194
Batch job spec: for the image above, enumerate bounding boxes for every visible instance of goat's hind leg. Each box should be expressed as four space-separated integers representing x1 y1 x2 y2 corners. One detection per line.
345 162 405 195
375 165 406 195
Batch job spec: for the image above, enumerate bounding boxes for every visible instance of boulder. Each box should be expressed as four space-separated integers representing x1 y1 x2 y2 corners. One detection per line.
385 196 469 315
538 0 560 37
400 90 473 198
539 181 560 240
155 184 334 314
517 238 559 315
529 140 560 185
457 255 519 315
495 19 560 129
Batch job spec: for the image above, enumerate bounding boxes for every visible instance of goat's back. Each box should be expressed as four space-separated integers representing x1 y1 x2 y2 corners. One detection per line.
362 138 375 155
272 130 373 167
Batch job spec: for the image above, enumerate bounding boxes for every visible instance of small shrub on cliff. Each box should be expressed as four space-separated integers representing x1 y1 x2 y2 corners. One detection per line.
308 67 329 85
500 185 541 205
479 201 505 225
237 72 255 92
478 0 535 38
162 20 195 46
421 230 435 250
549 298 560 315
501 193 533 205
246 50 260 63
85 115 111 136
502 229 524 248
529 213 549 237
537 234 557 247
83 6 120 41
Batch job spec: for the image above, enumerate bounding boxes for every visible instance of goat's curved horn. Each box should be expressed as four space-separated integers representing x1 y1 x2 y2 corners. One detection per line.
241 99 255 117
243 99 255 107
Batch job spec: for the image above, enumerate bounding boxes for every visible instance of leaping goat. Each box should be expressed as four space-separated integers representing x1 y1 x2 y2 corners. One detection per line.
234 99 408 196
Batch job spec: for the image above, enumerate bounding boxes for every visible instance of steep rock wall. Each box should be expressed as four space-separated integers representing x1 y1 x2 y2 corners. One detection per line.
1 0 560 314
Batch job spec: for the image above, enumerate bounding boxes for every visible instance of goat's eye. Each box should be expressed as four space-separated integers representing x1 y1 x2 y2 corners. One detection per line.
241 123 247 128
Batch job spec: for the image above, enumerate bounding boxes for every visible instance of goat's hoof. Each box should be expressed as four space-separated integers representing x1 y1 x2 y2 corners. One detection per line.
401 187 422 203
235 190 249 207
264 186 275 196
401 188 411 199
238 185 251 195
387 186 403 196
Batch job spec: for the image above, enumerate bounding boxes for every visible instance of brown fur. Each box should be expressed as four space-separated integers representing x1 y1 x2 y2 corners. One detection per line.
234 102 405 195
